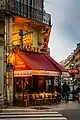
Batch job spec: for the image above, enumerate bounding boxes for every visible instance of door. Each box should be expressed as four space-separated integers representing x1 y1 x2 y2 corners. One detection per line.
14 77 24 106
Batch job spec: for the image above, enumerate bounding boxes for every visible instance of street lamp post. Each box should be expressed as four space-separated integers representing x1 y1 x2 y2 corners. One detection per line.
72 74 75 101
70 64 75 101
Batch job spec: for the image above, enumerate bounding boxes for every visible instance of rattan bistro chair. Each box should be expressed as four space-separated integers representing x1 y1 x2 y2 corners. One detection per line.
44 93 49 105
39 93 44 105
32 93 36 105
48 93 53 104
25 94 30 106
52 92 57 103
35 93 41 105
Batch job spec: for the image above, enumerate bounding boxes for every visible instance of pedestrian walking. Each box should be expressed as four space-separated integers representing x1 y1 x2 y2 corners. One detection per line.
62 82 70 102
76 85 80 102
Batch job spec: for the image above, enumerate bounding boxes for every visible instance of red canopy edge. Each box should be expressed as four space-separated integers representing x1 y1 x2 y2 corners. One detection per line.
14 50 67 72
44 54 67 72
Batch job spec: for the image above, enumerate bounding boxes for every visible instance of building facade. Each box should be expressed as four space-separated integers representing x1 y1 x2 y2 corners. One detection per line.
75 43 80 68
74 43 80 80
60 43 80 82
0 0 51 103
0 0 67 107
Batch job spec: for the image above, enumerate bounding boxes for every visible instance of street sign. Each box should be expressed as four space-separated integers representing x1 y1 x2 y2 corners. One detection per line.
7 63 13 71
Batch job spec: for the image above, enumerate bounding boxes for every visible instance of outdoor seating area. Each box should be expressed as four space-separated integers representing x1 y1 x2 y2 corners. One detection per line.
24 92 61 106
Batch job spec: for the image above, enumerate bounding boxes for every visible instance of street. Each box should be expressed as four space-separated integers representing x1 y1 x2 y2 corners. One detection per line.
0 0 80 120
0 101 80 120
0 110 79 120
60 109 80 120
0 109 67 120
53 101 80 120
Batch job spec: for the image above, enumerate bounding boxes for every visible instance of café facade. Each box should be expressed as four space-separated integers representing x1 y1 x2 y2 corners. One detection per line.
8 49 67 106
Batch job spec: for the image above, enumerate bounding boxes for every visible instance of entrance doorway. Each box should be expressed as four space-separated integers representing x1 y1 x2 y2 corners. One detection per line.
13 77 32 106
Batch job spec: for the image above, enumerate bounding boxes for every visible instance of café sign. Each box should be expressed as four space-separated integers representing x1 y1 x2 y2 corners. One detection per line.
15 60 26 69
32 70 60 76
14 70 60 77
14 70 32 77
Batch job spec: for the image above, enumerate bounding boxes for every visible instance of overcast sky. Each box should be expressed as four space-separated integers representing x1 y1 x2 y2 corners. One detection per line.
45 0 80 62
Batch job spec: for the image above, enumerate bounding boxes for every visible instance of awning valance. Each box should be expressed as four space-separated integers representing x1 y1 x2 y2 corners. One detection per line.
14 70 60 77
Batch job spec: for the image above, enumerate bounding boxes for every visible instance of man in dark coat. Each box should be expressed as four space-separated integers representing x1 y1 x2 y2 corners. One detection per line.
62 82 70 102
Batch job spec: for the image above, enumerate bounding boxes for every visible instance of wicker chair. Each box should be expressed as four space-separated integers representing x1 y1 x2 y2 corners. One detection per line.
24 94 30 106
35 93 41 105
48 93 53 104
39 93 44 105
32 93 36 105
52 92 57 103
44 93 49 105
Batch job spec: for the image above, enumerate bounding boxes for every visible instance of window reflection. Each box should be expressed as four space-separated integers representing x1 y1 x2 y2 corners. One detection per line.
14 77 32 101
15 79 23 100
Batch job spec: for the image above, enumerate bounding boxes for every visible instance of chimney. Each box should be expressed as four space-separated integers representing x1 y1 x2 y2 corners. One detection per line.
77 43 80 49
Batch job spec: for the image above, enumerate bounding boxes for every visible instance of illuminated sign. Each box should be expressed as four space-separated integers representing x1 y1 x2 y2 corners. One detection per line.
23 33 32 46
68 69 78 74
14 70 32 77
12 22 47 53
14 70 60 77
14 54 27 70
15 60 26 69
12 23 32 46
32 70 60 76
24 45 41 53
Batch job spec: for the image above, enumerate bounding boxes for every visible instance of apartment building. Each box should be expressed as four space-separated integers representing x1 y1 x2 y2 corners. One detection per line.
0 0 51 104
61 43 80 80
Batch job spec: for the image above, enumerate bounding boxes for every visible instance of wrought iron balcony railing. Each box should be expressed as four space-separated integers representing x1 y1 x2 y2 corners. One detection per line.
0 0 51 26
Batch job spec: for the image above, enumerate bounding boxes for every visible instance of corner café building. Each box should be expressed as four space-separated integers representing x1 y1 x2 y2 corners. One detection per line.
12 50 66 106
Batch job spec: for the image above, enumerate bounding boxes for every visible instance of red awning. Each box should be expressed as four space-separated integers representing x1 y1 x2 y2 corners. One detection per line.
45 54 67 72
14 50 66 72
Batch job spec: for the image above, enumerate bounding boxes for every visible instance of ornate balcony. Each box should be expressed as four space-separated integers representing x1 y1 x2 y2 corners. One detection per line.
0 0 51 26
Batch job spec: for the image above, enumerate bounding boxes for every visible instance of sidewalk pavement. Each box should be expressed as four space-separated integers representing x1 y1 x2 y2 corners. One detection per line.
47 101 80 111
29 101 80 111
4 101 80 111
